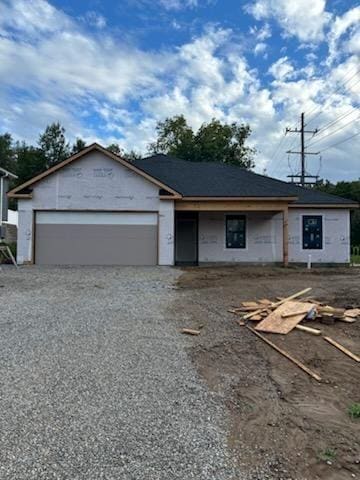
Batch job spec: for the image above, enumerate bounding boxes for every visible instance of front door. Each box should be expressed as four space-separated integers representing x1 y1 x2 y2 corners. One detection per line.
175 212 198 265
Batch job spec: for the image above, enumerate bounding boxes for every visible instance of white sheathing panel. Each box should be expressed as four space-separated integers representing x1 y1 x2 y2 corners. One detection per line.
16 151 175 265
198 211 283 263
158 200 175 265
288 208 350 263
17 208 33 264
36 211 158 225
31 151 160 211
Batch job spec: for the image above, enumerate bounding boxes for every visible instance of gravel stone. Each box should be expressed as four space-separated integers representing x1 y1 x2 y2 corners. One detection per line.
0 266 239 480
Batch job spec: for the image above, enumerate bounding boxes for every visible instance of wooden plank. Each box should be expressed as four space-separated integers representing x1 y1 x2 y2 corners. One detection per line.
340 317 357 323
247 326 321 382
295 324 321 335
343 308 360 318
255 301 315 334
243 287 312 320
323 336 360 362
241 301 260 308
258 299 273 306
318 306 345 316
240 305 263 311
175 200 289 212
282 309 314 318
181 328 201 336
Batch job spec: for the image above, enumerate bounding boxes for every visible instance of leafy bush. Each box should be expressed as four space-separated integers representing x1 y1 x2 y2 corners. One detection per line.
318 448 336 462
348 403 360 419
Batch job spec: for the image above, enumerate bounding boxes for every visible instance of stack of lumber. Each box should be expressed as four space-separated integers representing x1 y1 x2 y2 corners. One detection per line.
229 288 360 329
229 288 360 381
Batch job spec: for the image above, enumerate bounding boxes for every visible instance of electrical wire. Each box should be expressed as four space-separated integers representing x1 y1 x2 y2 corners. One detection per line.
306 116 360 149
318 131 360 153
305 68 360 126
315 108 358 135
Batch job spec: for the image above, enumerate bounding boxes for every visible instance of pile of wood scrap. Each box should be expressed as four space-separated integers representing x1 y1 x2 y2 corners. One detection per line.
229 287 360 330
229 288 360 381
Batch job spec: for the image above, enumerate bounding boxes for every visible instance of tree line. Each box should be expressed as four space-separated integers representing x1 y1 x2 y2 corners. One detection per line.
0 116 255 186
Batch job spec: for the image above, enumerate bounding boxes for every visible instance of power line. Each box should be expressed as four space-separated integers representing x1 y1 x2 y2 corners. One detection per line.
305 68 360 126
307 116 359 149
318 131 360 153
267 126 298 175
316 108 358 135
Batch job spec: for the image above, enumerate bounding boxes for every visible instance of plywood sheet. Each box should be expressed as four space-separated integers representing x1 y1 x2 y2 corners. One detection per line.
255 301 315 335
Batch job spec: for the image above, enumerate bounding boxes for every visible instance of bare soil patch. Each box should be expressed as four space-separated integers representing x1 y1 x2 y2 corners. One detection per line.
171 266 360 480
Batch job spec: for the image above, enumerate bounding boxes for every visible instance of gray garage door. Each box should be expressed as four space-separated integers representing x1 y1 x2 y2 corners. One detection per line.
35 211 158 265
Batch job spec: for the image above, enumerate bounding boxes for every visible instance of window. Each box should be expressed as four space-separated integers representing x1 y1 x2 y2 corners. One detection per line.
303 215 323 249
226 215 246 249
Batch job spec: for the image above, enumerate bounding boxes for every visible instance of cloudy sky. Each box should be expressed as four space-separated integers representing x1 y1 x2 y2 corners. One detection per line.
0 0 359 181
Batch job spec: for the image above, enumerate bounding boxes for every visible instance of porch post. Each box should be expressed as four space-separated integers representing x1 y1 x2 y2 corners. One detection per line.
283 207 289 267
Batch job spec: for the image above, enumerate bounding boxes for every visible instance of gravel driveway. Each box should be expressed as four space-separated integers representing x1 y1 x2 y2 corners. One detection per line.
0 266 237 480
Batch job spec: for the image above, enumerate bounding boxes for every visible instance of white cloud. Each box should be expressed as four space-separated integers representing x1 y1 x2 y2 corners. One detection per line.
158 0 198 10
305 52 317 62
249 23 271 41
246 0 332 42
254 42 267 56
0 0 71 36
0 0 359 182
268 57 294 80
327 6 360 63
83 11 107 29
346 30 360 55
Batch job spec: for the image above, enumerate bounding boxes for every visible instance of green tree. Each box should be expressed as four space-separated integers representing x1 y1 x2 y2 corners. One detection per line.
107 143 142 162
316 180 360 246
14 142 47 185
107 143 121 155
38 122 70 168
71 138 87 155
148 115 255 169
122 150 142 162
149 116 194 161
0 133 16 172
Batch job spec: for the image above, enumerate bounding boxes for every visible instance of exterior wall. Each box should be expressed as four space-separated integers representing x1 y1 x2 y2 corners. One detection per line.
158 200 175 265
198 208 350 264
288 208 350 263
17 151 174 265
198 211 283 263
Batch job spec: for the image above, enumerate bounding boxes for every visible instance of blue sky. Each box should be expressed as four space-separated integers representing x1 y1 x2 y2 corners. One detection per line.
0 0 359 181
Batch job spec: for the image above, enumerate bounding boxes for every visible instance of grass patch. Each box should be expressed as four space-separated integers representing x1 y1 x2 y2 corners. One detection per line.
351 255 360 264
318 448 336 462
348 403 360 419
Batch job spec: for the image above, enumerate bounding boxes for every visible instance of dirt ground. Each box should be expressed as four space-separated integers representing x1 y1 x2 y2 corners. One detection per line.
171 266 360 480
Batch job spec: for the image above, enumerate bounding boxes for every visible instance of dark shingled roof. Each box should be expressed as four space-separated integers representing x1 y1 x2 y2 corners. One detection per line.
133 154 357 205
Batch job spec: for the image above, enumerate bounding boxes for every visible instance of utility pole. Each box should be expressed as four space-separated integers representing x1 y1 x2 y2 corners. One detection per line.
286 112 320 187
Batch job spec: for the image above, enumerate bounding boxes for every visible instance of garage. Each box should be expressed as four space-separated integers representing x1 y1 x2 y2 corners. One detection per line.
35 211 158 265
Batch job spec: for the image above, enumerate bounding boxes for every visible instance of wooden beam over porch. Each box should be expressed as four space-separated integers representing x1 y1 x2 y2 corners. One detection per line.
175 200 290 212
